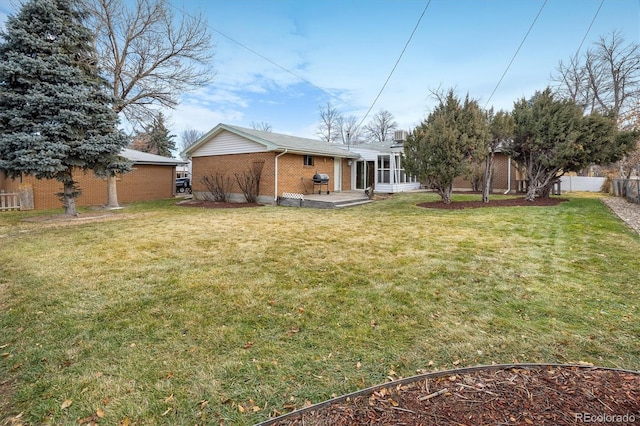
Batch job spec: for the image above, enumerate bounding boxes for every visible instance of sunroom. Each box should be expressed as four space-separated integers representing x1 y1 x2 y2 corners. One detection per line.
349 141 420 193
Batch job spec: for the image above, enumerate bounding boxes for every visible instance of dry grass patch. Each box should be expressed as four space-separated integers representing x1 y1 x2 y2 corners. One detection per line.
0 194 638 425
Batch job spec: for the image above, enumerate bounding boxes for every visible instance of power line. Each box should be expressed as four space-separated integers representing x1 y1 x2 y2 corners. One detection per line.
483 0 548 110
357 0 432 129
552 0 605 93
168 2 359 112
574 0 605 56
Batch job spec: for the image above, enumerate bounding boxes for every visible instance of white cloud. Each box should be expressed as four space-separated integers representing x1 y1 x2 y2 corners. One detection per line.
168 102 244 136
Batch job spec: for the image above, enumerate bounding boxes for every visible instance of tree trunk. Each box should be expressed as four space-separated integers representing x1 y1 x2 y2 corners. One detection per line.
525 184 537 201
106 173 120 208
440 182 453 204
482 152 494 203
61 173 78 215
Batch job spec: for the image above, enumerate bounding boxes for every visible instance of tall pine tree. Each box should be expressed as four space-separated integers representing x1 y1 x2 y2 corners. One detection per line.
0 0 129 215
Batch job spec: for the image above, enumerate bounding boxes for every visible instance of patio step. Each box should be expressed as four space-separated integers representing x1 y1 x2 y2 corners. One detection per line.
334 199 373 208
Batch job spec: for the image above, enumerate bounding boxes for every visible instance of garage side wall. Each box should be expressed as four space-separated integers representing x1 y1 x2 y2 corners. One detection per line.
2 165 176 211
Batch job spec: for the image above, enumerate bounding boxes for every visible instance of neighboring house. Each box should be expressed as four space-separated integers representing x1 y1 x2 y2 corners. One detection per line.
452 151 520 193
183 124 421 204
0 148 186 210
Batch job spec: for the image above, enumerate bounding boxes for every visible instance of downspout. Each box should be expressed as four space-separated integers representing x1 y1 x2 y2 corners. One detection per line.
503 157 512 194
274 149 288 202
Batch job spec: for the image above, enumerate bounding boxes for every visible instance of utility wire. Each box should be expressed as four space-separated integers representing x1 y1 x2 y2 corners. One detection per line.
553 0 604 92
483 0 548 109
356 0 432 129
574 0 604 56
168 2 359 112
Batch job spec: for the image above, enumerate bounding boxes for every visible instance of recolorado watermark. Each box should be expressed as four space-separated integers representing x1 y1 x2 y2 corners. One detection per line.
575 412 637 423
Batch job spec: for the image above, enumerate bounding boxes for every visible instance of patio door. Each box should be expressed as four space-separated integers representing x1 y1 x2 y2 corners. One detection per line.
355 160 374 190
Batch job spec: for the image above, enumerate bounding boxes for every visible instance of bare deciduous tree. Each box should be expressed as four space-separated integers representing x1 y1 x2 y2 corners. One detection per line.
179 128 204 158
250 121 272 132
364 109 398 143
553 31 640 119
84 0 215 125
82 0 215 207
317 101 341 143
337 115 362 146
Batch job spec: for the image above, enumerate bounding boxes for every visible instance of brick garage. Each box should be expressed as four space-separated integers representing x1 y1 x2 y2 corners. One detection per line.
0 149 185 210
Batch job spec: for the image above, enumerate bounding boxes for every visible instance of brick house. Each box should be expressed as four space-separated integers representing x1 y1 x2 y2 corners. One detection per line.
0 148 186 210
185 124 359 204
184 124 423 204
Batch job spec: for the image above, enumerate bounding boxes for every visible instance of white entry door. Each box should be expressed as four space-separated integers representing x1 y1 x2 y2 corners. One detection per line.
334 158 342 192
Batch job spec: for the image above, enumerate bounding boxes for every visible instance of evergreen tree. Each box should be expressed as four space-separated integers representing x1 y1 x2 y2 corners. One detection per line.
403 90 488 204
0 0 129 215
133 112 176 157
506 88 634 201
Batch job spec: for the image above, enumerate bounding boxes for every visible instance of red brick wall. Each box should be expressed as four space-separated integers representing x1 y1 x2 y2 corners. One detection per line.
192 152 344 198
453 153 518 192
2 165 176 210
342 159 353 191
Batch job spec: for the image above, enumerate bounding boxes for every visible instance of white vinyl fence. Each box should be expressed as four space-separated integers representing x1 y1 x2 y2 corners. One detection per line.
559 176 606 192
0 190 21 211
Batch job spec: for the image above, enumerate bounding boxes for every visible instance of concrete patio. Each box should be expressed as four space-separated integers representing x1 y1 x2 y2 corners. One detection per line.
278 190 372 209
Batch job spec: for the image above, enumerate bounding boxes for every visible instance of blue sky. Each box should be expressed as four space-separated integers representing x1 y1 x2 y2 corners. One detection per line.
1 0 639 142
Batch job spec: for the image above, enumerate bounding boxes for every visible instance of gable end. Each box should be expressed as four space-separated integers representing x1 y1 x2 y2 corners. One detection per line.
191 130 270 157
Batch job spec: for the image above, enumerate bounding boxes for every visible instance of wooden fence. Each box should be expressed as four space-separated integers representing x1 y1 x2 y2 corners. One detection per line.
612 179 640 204
0 190 21 211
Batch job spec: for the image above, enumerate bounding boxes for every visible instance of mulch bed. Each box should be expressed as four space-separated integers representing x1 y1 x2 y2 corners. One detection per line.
176 199 263 209
417 197 569 210
260 365 640 426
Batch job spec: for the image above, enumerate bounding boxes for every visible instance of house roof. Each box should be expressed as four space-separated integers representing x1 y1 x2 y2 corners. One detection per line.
121 148 187 166
184 123 360 159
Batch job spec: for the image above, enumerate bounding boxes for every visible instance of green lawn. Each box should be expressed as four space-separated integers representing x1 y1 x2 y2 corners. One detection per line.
1 193 638 425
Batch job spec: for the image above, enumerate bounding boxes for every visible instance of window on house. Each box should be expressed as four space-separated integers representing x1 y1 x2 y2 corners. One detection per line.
378 155 390 183
303 155 314 166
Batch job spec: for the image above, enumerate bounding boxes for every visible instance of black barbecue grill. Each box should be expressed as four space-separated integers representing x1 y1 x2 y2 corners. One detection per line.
312 172 330 195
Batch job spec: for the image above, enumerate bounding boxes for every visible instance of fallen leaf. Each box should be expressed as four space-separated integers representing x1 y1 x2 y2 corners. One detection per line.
243 342 253 349
356 362 362 370
120 416 130 426
238 405 245 413
252 406 260 412
166 371 174 379
388 398 399 407
96 408 105 418
61 399 73 409
17 327 24 333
